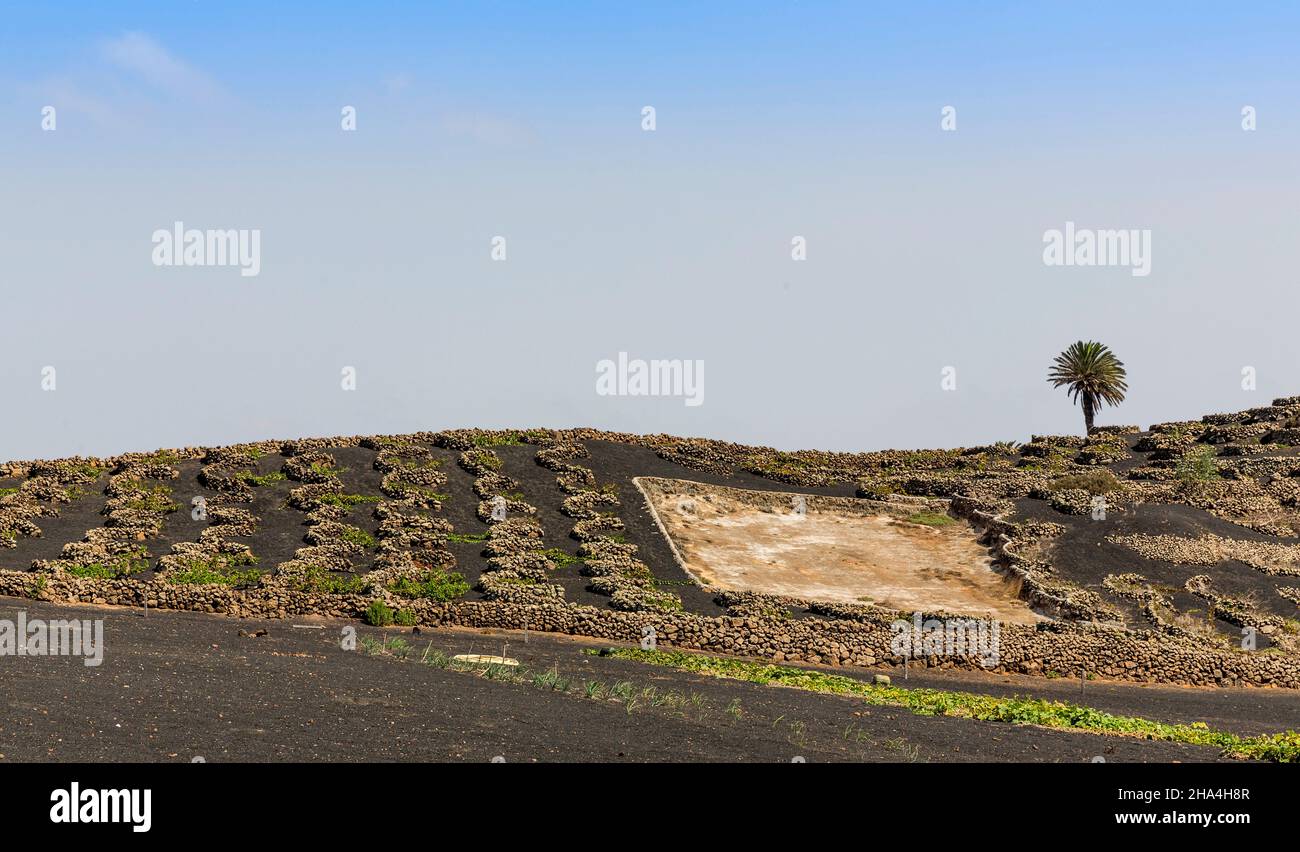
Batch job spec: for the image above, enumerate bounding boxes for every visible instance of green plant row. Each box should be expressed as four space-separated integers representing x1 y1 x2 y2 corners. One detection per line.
591 647 1300 762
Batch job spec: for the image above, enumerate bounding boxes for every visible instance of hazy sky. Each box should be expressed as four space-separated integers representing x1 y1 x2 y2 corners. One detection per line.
3 2 1299 460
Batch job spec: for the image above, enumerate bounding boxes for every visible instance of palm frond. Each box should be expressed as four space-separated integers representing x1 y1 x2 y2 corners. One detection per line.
1047 341 1128 422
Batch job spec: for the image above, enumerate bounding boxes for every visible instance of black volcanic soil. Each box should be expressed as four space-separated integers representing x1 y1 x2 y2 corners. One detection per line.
4 470 112 567
1012 497 1300 632
493 444 606 606
0 597 1277 763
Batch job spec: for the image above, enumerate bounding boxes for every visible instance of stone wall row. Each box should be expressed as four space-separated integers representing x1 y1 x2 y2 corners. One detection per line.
3 569 1297 689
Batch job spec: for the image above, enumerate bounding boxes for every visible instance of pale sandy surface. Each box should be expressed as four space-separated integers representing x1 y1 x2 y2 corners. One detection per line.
647 485 1041 624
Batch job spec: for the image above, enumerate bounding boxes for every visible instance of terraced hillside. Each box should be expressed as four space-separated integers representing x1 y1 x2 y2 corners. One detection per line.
3 398 1300 689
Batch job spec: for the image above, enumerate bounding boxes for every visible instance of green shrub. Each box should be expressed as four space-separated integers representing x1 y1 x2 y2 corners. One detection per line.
1177 445 1220 483
317 492 380 507
387 478 450 503
640 589 683 611
68 563 133 580
164 551 260 587
238 471 287 487
473 433 522 447
339 526 378 549
67 547 152 579
1050 469 1121 495
168 566 261 587
118 482 180 513
310 461 343 478
282 566 370 595
464 449 503 471
365 599 395 626
394 608 417 627
388 567 470 601
539 548 580 568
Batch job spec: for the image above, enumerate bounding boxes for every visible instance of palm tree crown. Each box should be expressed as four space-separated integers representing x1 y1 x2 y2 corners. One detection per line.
1048 341 1128 434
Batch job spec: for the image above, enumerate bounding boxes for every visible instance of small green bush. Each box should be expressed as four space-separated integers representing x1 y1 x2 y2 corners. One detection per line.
365 599 395 626
473 433 522 447
318 492 380 507
1177 445 1220 483
67 547 152 579
465 449 503 471
388 567 470 601
1050 469 1121 495
339 526 378 549
119 482 180 513
239 471 287 487
309 461 343 478
168 566 261 587
282 566 369 595
539 548 580 568
164 551 260 587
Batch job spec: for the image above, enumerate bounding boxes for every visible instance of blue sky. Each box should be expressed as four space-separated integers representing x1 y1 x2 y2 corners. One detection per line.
2 3 1299 459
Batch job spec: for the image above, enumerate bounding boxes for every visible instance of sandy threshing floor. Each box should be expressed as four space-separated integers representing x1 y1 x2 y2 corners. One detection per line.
645 484 1041 624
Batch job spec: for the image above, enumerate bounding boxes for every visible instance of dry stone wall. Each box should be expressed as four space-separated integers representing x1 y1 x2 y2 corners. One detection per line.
5 566 1298 688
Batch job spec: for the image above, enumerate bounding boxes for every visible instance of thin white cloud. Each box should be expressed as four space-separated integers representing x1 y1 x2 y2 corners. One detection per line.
100 32 226 102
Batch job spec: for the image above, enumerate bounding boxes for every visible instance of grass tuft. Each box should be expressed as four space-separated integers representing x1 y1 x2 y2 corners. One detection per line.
904 512 954 527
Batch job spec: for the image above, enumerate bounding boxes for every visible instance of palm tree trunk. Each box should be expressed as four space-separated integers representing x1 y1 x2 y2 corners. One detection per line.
1082 394 1096 435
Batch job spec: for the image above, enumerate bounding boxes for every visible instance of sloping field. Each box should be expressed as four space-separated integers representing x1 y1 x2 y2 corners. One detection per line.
2 397 1300 686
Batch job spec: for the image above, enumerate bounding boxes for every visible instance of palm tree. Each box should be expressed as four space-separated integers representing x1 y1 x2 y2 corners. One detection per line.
1048 341 1128 434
